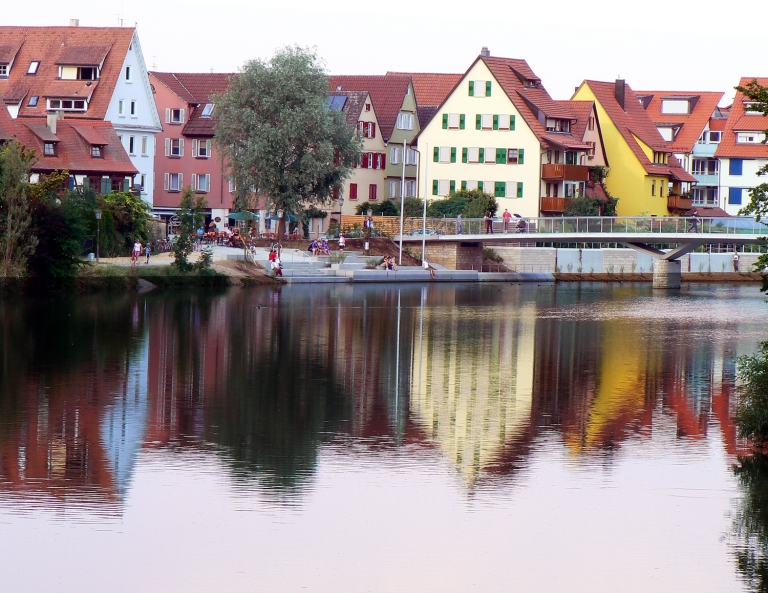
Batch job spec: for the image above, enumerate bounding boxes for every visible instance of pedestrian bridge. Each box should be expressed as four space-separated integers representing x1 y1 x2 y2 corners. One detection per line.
394 216 768 288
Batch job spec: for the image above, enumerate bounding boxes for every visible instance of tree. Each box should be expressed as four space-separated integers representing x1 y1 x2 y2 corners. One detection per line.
0 141 38 278
173 187 208 272
355 200 398 216
402 197 424 218
737 80 768 220
214 46 362 241
98 191 152 256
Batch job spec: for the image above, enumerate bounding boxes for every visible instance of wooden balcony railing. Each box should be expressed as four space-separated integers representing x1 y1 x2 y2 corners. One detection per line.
541 164 590 181
667 194 692 211
540 197 572 213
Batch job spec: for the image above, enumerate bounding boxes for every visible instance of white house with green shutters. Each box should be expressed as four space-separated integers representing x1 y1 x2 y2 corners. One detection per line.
416 49 600 217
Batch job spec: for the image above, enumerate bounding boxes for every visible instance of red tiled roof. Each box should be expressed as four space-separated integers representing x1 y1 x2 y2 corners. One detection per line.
417 105 439 130
0 26 134 120
634 90 723 153
0 41 23 64
0 98 136 175
56 44 112 66
580 80 677 176
559 100 594 141
150 71 234 136
329 91 368 126
542 134 592 150
716 77 768 159
45 79 98 100
386 72 462 107
327 75 411 142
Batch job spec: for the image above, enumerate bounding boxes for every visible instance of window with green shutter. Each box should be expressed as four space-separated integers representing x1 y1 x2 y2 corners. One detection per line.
462 148 468 163
433 146 439 162
485 81 492 96
496 148 506 164
123 179 131 192
450 180 456 194
459 114 465 129
476 114 481 130
510 115 516 131
478 181 484 191
442 114 448 129
101 178 110 194
469 81 474 96
494 181 505 197
479 148 485 163
493 115 499 130
450 147 457 163
432 180 438 195
517 182 523 198
461 180 467 190
518 148 525 164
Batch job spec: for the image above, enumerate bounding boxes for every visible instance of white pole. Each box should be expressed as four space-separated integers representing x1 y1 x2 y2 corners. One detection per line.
422 142 428 261
399 139 406 266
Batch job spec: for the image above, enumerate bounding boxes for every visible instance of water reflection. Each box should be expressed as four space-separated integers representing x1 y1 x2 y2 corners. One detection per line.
732 455 768 592
0 283 760 513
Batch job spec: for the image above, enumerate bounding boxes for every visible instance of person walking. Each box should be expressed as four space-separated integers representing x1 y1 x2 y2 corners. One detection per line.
688 210 700 233
484 211 493 234
132 241 142 263
274 253 283 277
145 243 151 265
338 233 346 253
456 212 463 235
733 252 740 272
502 209 512 233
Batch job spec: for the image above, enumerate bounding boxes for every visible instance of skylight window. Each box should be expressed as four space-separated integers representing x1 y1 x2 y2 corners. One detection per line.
28 96 39 107
201 103 215 118
27 61 40 75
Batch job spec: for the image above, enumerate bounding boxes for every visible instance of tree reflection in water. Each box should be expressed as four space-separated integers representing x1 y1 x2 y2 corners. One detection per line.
733 455 768 593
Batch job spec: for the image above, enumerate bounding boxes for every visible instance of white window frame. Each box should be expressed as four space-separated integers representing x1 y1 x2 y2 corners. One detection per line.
130 101 137 118
505 182 517 198
485 147 496 164
390 181 399 198
448 113 460 129
397 112 414 130
709 131 721 143
466 180 478 190
390 146 400 164
128 136 136 156
497 114 511 130
141 136 148 156
481 114 493 130
125 66 132 82
228 178 236 193
438 146 451 163
468 147 480 163
118 100 125 117
165 173 182 192
27 61 40 75
140 174 146 193
405 180 416 197
167 108 185 124
438 179 450 196
0 64 7 77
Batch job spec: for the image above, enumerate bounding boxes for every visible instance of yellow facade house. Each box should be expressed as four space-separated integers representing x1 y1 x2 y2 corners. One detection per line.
572 80 696 216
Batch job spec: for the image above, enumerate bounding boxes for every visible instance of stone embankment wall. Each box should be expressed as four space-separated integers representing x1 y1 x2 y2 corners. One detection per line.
493 247 762 274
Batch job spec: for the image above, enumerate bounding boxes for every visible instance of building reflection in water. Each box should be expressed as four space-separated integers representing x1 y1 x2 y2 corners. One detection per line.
0 283 754 513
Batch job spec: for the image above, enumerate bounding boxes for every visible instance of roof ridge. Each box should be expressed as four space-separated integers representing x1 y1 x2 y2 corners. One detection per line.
171 73 196 102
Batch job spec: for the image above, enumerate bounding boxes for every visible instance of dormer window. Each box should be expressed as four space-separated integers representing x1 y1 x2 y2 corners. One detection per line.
27 61 40 75
744 102 763 114
653 152 668 164
661 99 690 115
0 64 7 78
546 119 570 133
91 146 102 157
28 96 38 107
59 66 98 80
43 142 55 156
48 98 86 112
201 103 214 118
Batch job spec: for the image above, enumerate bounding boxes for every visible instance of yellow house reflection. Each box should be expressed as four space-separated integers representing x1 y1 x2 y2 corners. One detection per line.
410 302 536 485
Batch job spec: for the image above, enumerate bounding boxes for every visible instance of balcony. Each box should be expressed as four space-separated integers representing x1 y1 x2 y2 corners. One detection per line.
541 164 590 181
693 173 719 186
667 194 692 212
541 197 571 214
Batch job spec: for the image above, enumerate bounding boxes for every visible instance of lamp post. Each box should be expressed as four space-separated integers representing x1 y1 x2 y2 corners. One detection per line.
276 208 284 251
95 209 102 263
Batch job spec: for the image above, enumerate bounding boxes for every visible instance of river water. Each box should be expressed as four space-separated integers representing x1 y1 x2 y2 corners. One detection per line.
1 283 768 592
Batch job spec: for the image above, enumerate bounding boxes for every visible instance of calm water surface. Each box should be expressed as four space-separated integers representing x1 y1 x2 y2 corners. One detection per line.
2 283 768 592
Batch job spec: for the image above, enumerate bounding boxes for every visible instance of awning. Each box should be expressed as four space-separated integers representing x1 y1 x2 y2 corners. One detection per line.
228 211 260 220
543 134 592 150
269 213 298 222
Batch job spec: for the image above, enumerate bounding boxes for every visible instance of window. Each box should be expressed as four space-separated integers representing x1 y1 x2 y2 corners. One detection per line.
140 174 146 193
28 96 38 107
692 159 718 175
167 108 185 124
507 148 524 164
228 178 236 193
165 173 182 192
91 145 101 158
166 138 184 157
0 64 6 77
434 179 450 196
447 113 462 129
737 132 766 144
435 146 454 163
193 174 210 192
651 180 656 196
482 114 494 130
359 122 376 138
78 67 96 80
391 146 400 164
652 152 667 164
390 181 399 199
201 103 215 118
658 127 674 141
397 112 414 130
494 181 506 198
349 183 358 200
368 184 378 201
118 100 124 116
365 103 371 112
709 131 721 143
405 148 418 166
43 143 55 156
729 187 743 205
588 116 595 131
661 99 690 114
125 66 131 82
469 80 491 97
497 114 511 130
129 136 136 155
587 141 596 159
48 99 86 111
505 182 518 198
730 159 743 176
193 139 211 158
405 180 416 197
141 136 148 156
692 187 718 205
375 153 385 169
27 61 40 75
744 102 763 114
465 147 479 163
546 119 571 133
130 101 137 117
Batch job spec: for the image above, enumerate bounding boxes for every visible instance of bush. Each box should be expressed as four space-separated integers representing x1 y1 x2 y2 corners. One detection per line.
426 189 497 219
736 342 768 445
365 258 379 269
483 248 503 263
355 200 398 216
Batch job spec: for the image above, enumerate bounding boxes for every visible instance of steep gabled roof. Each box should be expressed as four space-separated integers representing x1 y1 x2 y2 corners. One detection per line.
327 75 411 142
635 90 724 153
716 77 768 159
0 26 135 120
559 100 594 141
150 71 234 136
386 72 462 107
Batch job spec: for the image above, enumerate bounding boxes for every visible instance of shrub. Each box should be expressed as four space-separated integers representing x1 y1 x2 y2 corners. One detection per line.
735 342 768 445
483 248 503 263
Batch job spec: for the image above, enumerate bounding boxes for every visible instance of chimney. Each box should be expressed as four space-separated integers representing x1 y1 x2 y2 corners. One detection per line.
615 79 626 110
480 46 490 57
70 19 79 27
47 111 57 134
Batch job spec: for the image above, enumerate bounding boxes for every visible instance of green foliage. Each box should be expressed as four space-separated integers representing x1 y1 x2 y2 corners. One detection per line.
427 195 468 218
482 248 503 262
98 191 151 256
214 46 362 238
27 192 87 281
731 454 768 592
426 189 498 219
735 342 768 445
173 187 208 272
354 200 398 216
0 141 38 277
195 246 214 271
365 258 379 269
300 205 328 238
402 197 424 218
736 80 768 219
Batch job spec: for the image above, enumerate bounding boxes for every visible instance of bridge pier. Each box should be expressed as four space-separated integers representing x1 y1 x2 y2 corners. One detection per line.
652 259 681 289
423 242 483 270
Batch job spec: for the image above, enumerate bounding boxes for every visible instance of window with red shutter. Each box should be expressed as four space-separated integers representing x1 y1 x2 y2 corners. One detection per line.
369 184 377 201
369 123 376 138
381 153 386 168
358 121 365 136
349 183 358 200
361 152 368 168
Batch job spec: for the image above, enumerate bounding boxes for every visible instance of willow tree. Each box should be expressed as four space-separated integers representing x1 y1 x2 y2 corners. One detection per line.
214 46 361 240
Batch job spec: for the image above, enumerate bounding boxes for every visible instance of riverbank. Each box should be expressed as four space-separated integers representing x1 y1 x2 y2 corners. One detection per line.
554 271 762 283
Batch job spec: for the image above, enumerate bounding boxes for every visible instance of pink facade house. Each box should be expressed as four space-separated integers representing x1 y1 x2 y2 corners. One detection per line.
150 72 234 228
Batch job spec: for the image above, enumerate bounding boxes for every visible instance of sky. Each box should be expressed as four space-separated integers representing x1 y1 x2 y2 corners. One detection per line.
4 0 765 105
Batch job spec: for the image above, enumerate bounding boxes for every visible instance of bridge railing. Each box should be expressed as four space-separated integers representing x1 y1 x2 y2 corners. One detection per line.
402 216 768 237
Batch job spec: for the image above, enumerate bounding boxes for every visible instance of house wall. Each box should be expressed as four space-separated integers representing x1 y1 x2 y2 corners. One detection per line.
719 157 767 216
385 82 419 200
417 60 542 217
105 31 161 206
573 84 668 216
584 105 607 167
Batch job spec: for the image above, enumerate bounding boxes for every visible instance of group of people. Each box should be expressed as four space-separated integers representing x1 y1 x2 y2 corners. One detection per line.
483 209 523 234
131 241 152 265
380 256 398 271
308 239 332 256
268 247 282 277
